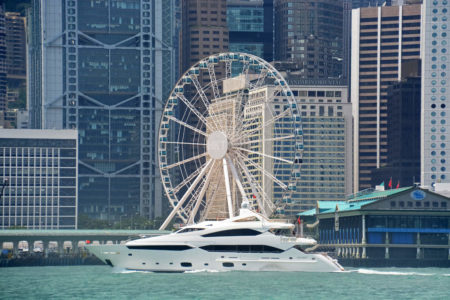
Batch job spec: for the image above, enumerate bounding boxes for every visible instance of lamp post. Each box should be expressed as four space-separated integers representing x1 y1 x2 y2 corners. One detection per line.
0 178 9 200
119 215 126 230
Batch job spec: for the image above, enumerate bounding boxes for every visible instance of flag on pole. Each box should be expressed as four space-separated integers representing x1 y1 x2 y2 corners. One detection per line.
379 181 385 187
396 180 400 189
388 177 392 189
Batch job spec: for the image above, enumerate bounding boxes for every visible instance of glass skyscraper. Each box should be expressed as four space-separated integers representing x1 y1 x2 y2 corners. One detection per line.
421 0 450 187
28 0 179 221
227 0 274 62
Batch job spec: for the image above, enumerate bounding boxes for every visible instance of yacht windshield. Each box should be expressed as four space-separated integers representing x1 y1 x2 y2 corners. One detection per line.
269 228 294 237
175 227 205 234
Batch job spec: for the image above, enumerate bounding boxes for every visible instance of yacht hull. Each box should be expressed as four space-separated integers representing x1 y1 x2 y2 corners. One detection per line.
86 244 343 272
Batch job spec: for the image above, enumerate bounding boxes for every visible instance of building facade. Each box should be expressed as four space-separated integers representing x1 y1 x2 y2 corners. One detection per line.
180 0 229 75
274 0 343 79
272 78 352 214
0 4 7 114
0 129 78 229
5 12 26 81
227 0 273 62
421 0 450 188
351 4 421 191
300 186 450 267
371 62 421 187
28 0 179 221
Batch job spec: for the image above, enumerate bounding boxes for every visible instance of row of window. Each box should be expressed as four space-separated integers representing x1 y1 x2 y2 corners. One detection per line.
127 244 285 253
390 201 447 208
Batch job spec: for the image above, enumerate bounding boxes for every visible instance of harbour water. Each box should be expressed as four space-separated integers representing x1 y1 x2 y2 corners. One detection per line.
1 266 449 299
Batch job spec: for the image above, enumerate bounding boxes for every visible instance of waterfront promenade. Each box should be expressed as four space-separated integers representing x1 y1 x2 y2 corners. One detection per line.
0 229 168 267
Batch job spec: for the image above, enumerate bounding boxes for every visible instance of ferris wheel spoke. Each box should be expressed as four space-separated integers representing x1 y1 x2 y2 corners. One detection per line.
188 160 217 224
161 152 207 171
225 59 232 79
171 160 209 194
167 116 207 137
176 94 210 127
234 134 295 147
207 62 220 100
250 67 268 89
233 109 292 143
235 151 288 190
237 158 275 216
189 74 222 132
225 155 249 204
161 140 206 147
234 146 293 165
235 157 267 216
160 159 214 230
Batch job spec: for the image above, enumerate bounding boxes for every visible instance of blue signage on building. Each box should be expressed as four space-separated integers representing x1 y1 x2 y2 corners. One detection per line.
410 190 426 200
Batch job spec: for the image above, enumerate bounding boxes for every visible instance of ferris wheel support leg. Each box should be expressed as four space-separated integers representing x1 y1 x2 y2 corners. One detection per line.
225 156 250 207
236 158 266 216
222 158 234 219
159 159 213 230
188 160 217 224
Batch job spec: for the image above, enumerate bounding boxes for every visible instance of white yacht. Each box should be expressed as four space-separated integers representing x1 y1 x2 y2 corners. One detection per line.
86 205 343 272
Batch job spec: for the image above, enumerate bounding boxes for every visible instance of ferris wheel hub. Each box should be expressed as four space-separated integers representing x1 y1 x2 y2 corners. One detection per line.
207 131 228 160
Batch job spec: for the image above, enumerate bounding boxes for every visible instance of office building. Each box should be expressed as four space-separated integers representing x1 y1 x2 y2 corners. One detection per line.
180 0 229 75
371 61 421 187
28 0 179 221
421 0 450 187
272 76 352 214
5 12 26 81
288 84 352 213
274 0 343 79
227 0 273 61
344 1 393 92
0 129 78 229
0 4 6 113
351 4 421 191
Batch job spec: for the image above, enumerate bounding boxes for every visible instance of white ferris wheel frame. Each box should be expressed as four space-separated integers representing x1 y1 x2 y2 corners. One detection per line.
158 52 303 230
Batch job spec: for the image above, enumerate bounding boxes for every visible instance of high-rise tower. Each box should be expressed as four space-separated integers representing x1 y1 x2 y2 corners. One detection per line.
274 0 343 79
28 0 180 221
227 0 273 62
351 4 421 190
180 0 229 75
421 0 450 187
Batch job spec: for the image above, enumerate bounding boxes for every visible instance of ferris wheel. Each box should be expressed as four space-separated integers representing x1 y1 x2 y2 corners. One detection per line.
158 52 303 230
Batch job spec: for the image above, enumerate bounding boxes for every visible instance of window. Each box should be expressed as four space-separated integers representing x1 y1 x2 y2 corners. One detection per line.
176 227 205 233
127 245 193 251
390 201 396 207
202 229 261 237
222 262 234 267
200 245 283 253
181 262 192 267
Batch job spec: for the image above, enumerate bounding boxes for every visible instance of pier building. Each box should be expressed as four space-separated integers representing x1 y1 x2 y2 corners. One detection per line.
300 186 450 267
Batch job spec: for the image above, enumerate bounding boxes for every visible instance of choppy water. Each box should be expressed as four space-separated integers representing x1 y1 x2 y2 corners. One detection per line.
1 266 449 299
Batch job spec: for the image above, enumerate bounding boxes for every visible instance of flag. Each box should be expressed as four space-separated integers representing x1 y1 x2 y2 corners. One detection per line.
297 216 301 224
396 180 400 189
379 181 385 187
388 177 392 189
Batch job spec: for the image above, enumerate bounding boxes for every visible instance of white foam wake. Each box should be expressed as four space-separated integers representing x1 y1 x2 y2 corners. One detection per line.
185 269 224 273
356 269 434 276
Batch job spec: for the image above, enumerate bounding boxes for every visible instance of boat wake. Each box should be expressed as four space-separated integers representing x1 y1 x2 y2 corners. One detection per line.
185 269 224 273
355 269 434 276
